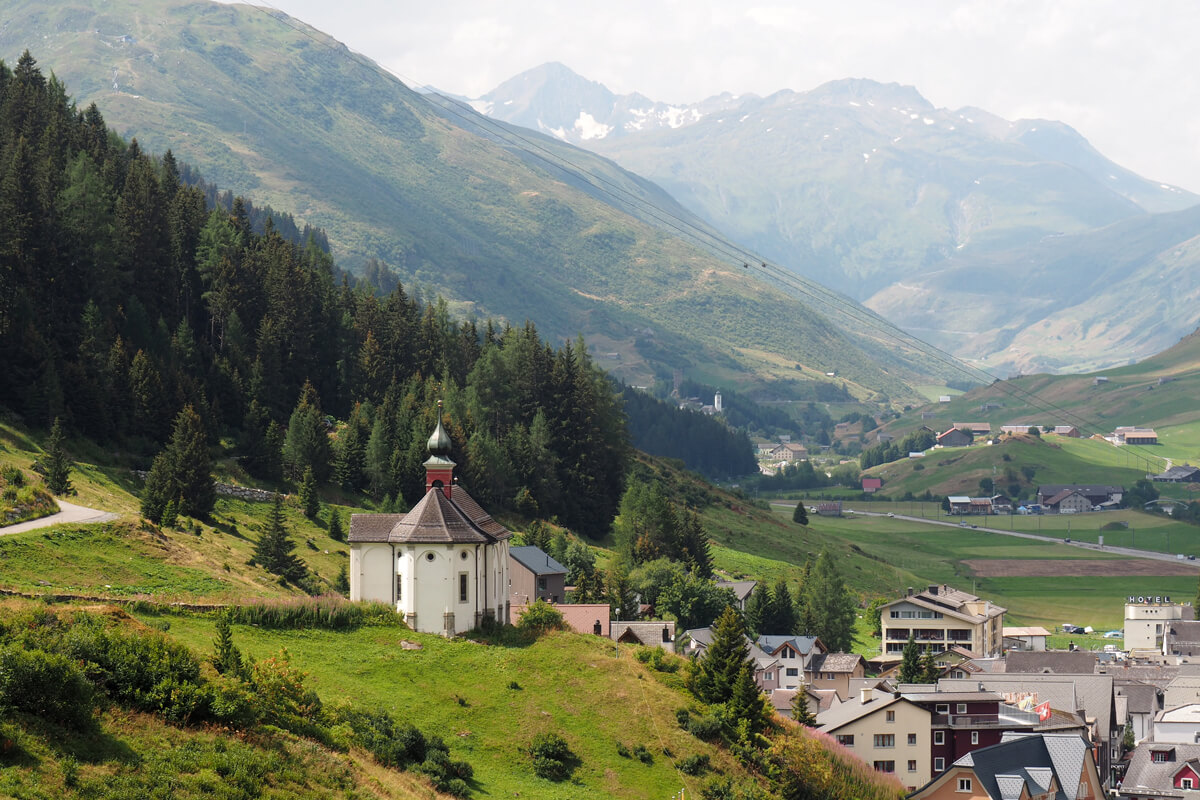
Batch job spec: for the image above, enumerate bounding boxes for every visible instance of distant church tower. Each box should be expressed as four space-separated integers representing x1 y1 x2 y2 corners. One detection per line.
714 391 723 413
348 406 512 635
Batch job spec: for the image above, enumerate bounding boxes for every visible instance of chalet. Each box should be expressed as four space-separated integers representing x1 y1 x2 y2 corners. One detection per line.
509 546 567 605
1153 465 1200 483
862 477 883 494
937 428 973 448
948 496 973 515
1054 425 1082 437
1121 743 1200 799
758 634 825 690
350 409 511 636
1036 484 1122 507
715 579 756 610
1042 488 1093 514
909 732 1103 800
806 652 867 700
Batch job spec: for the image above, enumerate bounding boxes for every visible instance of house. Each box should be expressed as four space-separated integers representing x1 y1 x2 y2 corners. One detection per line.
990 495 1013 513
939 674 1121 783
815 686 933 790
685 627 779 691
349 410 511 635
715 580 757 611
954 422 992 437
948 496 973 515
806 652 867 700
1164 620 1200 657
902 689 1046 777
509 546 567 605
1042 488 1093 514
1115 427 1159 445
968 497 993 515
757 634 825 690
1053 426 1082 438
1116 681 1163 745
937 428 973 448
540 603 610 637
1121 743 1200 799
1003 627 1051 652
1036 484 1123 507
862 477 883 494
1153 465 1200 483
1163 675 1200 711
1005 651 1098 674
879 585 1006 657
909 732 1104 800
611 620 676 651
769 442 808 461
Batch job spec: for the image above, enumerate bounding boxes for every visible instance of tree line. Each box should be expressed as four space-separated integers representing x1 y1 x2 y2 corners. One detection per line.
0 52 631 535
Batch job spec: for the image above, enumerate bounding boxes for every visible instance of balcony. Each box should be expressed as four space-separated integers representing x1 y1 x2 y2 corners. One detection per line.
932 710 1040 729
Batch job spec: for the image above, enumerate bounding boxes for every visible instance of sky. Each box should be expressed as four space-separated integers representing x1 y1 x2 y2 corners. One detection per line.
233 0 1200 193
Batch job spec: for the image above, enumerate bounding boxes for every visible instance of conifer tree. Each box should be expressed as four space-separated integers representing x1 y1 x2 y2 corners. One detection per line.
212 610 244 677
334 563 350 596
169 405 216 518
899 634 922 683
765 578 798 636
605 561 638 620
327 508 345 542
43 416 73 495
299 466 319 519
791 692 818 727
920 649 941 683
792 500 808 525
694 606 754 706
803 550 857 652
728 662 769 735
743 584 771 638
254 494 306 583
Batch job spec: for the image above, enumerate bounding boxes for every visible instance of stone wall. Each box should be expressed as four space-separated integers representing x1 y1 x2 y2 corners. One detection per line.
132 471 278 503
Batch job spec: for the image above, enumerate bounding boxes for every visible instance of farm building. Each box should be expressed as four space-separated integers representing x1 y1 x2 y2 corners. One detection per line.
937 428 973 448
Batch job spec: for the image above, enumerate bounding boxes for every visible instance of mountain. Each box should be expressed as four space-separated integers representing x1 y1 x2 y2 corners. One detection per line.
473 65 1200 373
0 0 958 405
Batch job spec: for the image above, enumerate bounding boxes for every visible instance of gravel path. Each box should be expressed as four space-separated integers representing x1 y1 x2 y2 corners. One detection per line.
0 499 118 535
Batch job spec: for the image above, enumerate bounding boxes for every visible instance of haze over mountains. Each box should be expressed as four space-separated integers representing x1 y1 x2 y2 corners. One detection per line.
471 63 1200 374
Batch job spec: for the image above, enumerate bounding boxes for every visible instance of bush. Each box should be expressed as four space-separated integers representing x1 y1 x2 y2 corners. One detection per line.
675 708 691 729
0 646 95 730
516 599 566 635
530 732 575 781
632 744 653 764
225 597 399 630
616 742 631 758
678 753 711 775
688 712 724 742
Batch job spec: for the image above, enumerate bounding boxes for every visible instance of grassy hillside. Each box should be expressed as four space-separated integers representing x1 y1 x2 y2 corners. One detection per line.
0 0 954 405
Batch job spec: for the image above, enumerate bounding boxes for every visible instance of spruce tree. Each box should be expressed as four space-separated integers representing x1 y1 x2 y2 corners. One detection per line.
141 450 173 523
694 606 754 706
804 550 857 652
299 466 319 519
212 610 244 677
899 634 922 683
334 563 350 596
168 405 215 518
791 692 818 726
728 662 768 734
327 508 345 542
43 417 73 495
920 649 941 683
766 578 798 635
254 494 306 582
743 584 771 638
792 500 808 525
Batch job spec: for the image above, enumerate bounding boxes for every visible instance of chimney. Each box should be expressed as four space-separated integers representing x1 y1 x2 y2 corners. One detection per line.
860 687 874 704
907 587 914 597
928 584 939 596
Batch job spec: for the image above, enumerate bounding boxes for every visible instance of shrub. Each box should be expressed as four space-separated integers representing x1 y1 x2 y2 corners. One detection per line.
675 708 691 729
678 753 710 775
336 707 429 768
516 599 566 635
0 465 25 487
687 712 724 742
225 596 398 630
632 744 653 764
616 742 631 758
530 732 575 781
0 646 95 730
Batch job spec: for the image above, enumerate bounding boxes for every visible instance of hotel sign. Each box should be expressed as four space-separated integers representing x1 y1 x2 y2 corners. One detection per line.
1128 596 1171 603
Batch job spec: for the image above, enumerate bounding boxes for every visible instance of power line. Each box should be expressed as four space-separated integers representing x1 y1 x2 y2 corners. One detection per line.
236 2 1168 471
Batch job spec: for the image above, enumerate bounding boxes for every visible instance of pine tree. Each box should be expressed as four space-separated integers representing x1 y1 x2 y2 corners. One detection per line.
743 584 771 638
327 508 345 542
728 662 768 735
899 634 922 683
168 405 215 518
804 550 857 652
791 692 818 726
43 417 73 495
299 466 319 519
254 494 307 582
334 563 350 596
141 451 173 524
765 579 798 635
792 500 808 525
920 649 941 683
694 606 754 706
606 561 638 620
212 610 245 677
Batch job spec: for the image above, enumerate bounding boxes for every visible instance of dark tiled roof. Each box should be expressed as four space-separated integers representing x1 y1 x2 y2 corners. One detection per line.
509 546 567 576
758 635 823 656
348 513 405 542
1124 743 1200 796
956 732 1091 800
1006 651 1098 674
715 580 757 601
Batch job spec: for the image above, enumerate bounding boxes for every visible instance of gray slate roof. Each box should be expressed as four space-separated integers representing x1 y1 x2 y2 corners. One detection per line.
758 635 823 657
1006 651 1098 674
1123 743 1200 796
349 485 512 545
955 732 1091 800
509 546 567 576
940 673 1116 746
715 580 756 601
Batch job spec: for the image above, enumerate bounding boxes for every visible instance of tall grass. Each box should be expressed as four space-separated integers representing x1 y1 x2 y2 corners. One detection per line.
224 596 401 630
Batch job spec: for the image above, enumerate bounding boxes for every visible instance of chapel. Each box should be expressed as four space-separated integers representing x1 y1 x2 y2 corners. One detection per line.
348 408 512 635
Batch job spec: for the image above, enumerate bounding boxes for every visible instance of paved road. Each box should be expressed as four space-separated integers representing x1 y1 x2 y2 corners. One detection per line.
0 500 118 535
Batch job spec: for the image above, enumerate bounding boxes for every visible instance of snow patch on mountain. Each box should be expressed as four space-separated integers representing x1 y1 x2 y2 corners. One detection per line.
575 112 612 140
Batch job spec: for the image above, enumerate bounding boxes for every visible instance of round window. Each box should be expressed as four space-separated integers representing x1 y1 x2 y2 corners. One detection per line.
460 551 468 560
425 552 435 562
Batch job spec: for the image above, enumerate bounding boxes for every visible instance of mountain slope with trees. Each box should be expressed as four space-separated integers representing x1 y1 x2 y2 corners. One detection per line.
0 0 954 405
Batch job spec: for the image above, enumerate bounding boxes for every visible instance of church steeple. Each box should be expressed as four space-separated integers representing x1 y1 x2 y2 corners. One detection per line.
424 401 456 498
